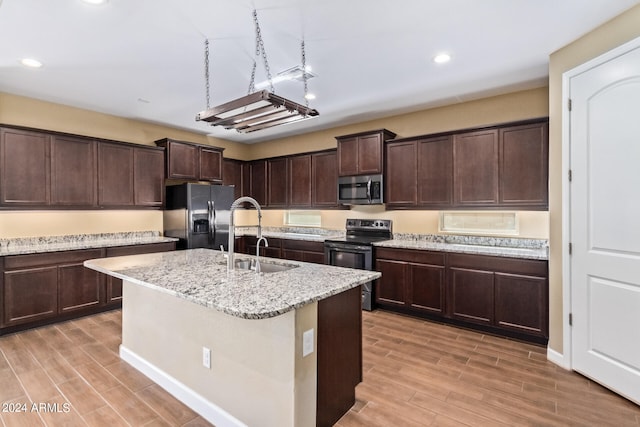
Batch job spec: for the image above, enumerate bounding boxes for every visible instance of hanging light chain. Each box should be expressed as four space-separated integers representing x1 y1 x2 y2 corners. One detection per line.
252 9 274 93
301 40 309 109
204 38 211 109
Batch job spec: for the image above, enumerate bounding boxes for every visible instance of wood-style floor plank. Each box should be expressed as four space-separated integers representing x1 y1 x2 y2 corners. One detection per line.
337 310 640 426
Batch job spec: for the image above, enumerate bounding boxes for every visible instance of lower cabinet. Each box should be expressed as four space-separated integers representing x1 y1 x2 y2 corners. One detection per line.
0 242 175 334
375 247 548 343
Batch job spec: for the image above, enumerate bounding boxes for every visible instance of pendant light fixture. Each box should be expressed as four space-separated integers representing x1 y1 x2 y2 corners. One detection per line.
196 10 319 133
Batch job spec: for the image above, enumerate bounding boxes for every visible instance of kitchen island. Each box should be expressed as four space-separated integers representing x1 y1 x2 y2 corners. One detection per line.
84 248 380 427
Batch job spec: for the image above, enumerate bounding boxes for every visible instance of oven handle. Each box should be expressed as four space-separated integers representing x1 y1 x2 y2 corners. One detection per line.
324 243 373 253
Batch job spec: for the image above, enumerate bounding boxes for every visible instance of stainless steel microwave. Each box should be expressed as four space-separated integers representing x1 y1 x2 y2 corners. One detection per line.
337 174 384 205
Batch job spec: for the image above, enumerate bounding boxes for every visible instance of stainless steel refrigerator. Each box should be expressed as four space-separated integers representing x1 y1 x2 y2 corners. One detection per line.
163 183 235 250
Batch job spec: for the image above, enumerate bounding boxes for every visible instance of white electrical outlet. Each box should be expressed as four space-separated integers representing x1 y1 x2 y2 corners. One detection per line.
202 347 211 369
302 329 314 357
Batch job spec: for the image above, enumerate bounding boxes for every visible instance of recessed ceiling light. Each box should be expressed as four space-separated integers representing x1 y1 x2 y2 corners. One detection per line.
81 0 108 5
304 93 316 100
433 53 451 64
20 58 43 68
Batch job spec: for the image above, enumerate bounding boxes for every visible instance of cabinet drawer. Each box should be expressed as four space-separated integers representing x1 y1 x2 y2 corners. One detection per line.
281 239 324 252
375 247 445 265
106 242 176 257
447 253 546 276
4 248 105 270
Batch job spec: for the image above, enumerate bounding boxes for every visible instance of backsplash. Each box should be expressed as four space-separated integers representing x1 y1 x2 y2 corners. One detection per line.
391 233 547 249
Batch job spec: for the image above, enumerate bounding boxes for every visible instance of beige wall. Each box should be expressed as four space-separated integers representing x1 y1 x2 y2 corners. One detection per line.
547 4 640 354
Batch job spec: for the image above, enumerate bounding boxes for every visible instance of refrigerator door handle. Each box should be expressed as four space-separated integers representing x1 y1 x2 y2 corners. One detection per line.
208 200 216 244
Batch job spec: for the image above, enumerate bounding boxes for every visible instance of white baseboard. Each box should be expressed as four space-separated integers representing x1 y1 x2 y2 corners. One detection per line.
119 345 246 427
547 346 571 370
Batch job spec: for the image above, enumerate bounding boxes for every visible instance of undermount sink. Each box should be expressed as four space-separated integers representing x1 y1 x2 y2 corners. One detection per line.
232 258 299 273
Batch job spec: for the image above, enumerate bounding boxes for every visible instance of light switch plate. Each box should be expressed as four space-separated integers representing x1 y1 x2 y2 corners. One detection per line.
302 329 314 357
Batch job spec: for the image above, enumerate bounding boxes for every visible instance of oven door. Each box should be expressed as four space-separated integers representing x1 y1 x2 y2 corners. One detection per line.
324 242 375 310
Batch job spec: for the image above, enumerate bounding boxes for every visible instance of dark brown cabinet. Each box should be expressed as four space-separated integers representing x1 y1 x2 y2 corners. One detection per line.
249 160 268 206
499 122 549 206
0 242 176 334
0 127 51 206
418 136 454 207
98 142 135 206
375 248 446 315
384 119 548 210
268 158 288 207
134 147 165 207
288 154 312 207
312 150 339 207
374 247 548 343
241 236 282 258
453 129 499 206
155 138 224 183
336 129 396 176
51 136 97 206
223 158 246 200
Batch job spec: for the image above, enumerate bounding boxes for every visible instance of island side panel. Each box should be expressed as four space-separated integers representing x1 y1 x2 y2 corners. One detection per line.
120 280 317 427
317 285 363 427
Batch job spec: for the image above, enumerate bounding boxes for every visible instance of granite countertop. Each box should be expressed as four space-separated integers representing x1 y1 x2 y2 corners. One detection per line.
374 234 548 260
0 231 178 257
84 248 380 320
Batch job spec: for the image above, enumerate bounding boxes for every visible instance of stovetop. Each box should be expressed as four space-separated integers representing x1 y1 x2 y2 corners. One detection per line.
324 218 392 245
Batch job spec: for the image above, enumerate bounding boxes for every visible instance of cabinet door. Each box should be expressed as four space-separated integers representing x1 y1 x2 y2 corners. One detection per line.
223 158 244 200
249 160 267 206
495 272 548 337
385 141 417 206
449 267 494 325
408 263 446 315
374 259 407 307
2 267 58 327
98 143 134 206
51 136 97 206
58 263 103 313
357 133 383 174
288 154 312 207
166 141 198 180
199 147 223 182
418 136 453 207
499 122 549 207
453 129 499 206
134 147 164 207
0 128 51 206
337 137 359 176
268 158 288 208
106 276 123 305
312 151 338 207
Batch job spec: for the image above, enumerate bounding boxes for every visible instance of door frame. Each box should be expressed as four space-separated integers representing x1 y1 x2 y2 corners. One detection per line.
560 34 640 370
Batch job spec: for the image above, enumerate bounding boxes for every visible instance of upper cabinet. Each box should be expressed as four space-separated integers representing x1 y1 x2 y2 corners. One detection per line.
0 127 51 206
385 119 548 210
312 150 338 207
0 126 164 209
155 138 224 183
336 129 396 176
288 154 312 208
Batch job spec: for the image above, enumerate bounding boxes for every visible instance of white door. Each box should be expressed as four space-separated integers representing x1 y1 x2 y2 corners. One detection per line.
569 40 640 405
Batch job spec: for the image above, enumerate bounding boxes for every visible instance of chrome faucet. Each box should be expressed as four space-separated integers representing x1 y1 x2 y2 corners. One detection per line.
228 196 263 272
256 236 269 259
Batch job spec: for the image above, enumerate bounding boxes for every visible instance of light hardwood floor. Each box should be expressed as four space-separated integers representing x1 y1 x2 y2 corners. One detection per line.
1 309 639 426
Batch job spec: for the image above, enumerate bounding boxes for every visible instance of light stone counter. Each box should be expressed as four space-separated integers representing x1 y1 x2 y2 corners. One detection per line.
84 248 380 319
0 231 178 256
234 226 344 242
374 233 548 260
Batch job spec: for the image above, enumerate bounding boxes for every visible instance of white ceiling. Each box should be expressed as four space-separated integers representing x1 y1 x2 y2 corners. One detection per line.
1 0 639 144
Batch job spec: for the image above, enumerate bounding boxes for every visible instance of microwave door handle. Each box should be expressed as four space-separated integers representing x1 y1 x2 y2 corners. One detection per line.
366 179 372 203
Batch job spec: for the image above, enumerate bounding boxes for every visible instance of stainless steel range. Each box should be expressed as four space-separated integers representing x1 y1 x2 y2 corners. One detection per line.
324 219 392 310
